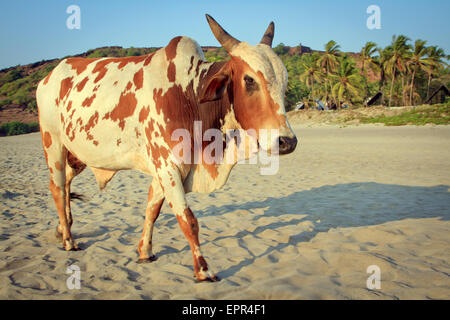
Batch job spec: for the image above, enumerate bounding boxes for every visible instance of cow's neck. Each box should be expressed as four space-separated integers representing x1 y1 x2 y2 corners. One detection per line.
194 60 233 133
183 60 245 193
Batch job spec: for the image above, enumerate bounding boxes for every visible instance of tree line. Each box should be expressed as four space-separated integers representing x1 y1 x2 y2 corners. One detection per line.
274 36 449 110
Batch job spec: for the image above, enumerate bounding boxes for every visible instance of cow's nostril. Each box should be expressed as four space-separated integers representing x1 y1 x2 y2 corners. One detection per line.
279 136 288 148
278 136 297 155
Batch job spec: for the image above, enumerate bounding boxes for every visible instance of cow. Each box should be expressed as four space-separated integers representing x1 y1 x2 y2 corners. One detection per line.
36 14 297 282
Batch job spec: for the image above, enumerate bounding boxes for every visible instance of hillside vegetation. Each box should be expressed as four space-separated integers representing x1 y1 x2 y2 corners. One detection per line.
0 36 448 130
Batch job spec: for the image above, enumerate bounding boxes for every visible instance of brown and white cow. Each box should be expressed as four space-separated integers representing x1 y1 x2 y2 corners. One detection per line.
36 15 297 282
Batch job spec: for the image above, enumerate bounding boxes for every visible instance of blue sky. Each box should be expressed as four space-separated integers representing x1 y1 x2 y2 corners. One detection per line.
0 0 449 69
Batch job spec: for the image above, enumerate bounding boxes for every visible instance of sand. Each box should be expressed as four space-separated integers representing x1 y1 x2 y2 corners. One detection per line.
0 125 449 299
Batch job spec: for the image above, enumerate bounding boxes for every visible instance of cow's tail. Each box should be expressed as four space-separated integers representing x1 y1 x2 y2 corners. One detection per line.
70 192 86 202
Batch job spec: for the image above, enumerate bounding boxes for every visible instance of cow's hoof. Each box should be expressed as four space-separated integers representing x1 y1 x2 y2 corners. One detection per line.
137 255 157 264
63 239 80 251
195 272 220 283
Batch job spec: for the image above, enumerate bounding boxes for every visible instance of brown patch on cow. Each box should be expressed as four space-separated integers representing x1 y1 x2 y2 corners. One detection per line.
82 94 96 107
151 66 233 179
84 111 99 133
66 101 73 112
176 208 204 274
76 117 83 128
143 52 155 66
165 36 182 61
76 77 89 92
147 185 154 201
55 161 63 171
202 163 219 180
60 113 65 125
116 139 121 146
65 121 76 142
68 108 76 121
117 55 147 69
67 152 86 174
91 56 147 84
93 140 99 146
125 81 133 91
139 105 150 123
43 69 54 85
93 84 100 91
167 62 176 82
229 56 286 133
135 127 141 138
92 60 112 83
159 144 170 162
198 256 208 271
49 179 64 217
40 130 49 163
113 81 118 86
43 131 52 149
133 69 144 90
65 122 72 137
59 77 74 101
144 118 170 170
103 91 138 130
66 57 100 75
195 60 203 77
188 56 194 74
169 202 173 208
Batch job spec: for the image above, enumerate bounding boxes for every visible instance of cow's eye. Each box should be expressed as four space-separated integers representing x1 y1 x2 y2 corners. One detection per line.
244 75 258 94
244 75 254 84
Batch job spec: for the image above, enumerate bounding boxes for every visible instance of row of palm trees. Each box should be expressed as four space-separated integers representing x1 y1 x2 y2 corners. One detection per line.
297 36 448 108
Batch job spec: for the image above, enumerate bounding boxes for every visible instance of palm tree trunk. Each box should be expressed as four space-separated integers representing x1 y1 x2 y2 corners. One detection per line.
380 65 385 104
389 70 395 107
409 69 416 106
426 73 432 101
401 76 405 106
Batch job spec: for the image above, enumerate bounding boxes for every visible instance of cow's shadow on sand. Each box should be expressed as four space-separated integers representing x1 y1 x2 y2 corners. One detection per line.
76 182 450 280
190 182 450 279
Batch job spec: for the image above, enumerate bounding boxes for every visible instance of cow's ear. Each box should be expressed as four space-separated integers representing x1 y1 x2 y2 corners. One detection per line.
199 68 231 103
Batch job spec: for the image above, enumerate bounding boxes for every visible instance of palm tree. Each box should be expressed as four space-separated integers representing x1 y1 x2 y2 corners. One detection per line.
425 46 448 100
375 46 393 104
330 56 361 108
385 35 411 107
299 53 322 100
408 39 432 105
317 40 341 104
360 41 379 102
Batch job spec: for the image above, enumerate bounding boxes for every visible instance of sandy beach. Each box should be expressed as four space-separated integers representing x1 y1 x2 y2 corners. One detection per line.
0 124 449 299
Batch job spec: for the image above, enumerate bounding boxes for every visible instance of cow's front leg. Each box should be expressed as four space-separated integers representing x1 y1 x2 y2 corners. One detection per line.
137 179 164 263
176 207 219 282
158 167 219 282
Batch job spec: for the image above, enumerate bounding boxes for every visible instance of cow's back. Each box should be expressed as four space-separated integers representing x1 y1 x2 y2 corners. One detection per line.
37 36 205 172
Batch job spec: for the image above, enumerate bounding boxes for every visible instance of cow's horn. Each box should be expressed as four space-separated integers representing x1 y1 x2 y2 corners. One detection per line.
260 22 275 47
205 14 240 52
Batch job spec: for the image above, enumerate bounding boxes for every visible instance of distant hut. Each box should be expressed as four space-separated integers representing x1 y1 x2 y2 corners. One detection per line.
365 92 383 106
425 85 449 105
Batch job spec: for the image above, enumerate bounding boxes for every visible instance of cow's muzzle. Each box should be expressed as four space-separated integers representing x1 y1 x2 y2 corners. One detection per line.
278 136 298 155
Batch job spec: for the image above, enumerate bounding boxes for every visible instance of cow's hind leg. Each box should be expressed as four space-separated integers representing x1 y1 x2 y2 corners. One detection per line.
56 152 86 239
137 179 164 263
42 132 78 251
157 166 218 282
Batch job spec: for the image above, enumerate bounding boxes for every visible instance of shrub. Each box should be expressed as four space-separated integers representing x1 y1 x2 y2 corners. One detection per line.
0 98 12 107
0 121 40 136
